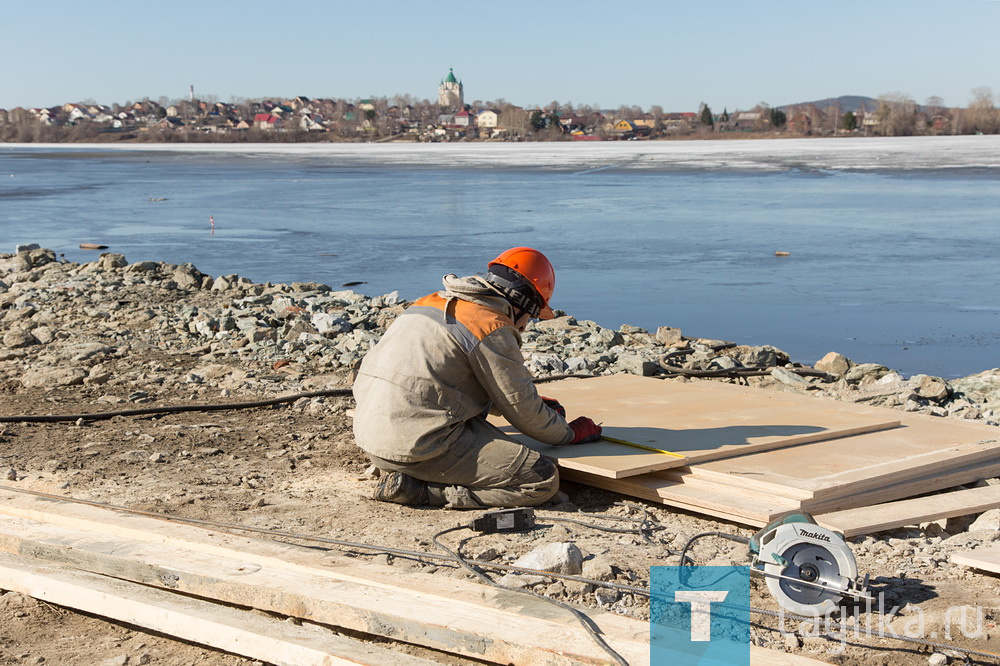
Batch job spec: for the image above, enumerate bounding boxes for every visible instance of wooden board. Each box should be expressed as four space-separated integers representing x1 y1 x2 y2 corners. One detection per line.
0 489 649 666
815 485 1000 537
493 375 900 478
686 414 1000 501
0 551 434 666
952 546 1000 574
561 468 796 526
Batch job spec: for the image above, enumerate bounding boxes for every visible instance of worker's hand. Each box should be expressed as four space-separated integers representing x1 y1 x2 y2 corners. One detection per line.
541 396 566 418
569 416 602 444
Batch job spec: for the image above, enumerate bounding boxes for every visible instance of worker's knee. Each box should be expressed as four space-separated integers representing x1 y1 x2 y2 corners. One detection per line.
530 454 558 484
519 456 560 506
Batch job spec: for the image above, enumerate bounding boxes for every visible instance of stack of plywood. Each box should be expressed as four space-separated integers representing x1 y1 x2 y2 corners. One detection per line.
494 375 1000 537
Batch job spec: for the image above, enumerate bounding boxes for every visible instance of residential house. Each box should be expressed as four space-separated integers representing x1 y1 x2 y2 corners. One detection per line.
67 106 93 123
254 113 283 130
662 112 696 132
476 109 499 128
453 109 471 127
633 113 658 129
151 117 183 130
299 114 326 132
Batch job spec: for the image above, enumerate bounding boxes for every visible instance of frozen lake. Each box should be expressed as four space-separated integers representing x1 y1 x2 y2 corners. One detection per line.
2 136 999 378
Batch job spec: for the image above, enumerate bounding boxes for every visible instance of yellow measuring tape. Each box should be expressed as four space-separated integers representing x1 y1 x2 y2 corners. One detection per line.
601 435 686 459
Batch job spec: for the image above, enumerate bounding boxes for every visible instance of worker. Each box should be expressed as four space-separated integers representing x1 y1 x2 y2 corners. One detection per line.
352 247 603 508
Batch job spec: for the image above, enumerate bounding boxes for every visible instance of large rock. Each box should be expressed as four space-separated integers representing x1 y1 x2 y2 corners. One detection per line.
731 345 787 368
21 367 87 388
655 326 683 346
99 253 128 270
953 369 1000 414
967 508 1000 533
816 352 853 376
2 328 38 349
844 363 892 385
510 542 583 575
913 374 951 402
617 353 657 376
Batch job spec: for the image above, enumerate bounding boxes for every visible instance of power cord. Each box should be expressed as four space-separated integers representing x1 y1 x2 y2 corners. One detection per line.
434 509 633 666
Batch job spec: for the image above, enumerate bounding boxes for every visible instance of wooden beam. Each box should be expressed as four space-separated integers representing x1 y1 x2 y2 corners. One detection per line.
0 491 649 665
0 551 436 666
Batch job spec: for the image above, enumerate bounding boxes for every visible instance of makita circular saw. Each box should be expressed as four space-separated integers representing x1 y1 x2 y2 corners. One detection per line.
750 511 871 616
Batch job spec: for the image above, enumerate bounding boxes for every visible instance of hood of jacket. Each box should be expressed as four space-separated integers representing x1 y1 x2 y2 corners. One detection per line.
440 274 521 342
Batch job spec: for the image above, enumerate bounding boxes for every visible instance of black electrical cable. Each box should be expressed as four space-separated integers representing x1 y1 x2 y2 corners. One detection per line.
0 389 354 423
432 524 631 666
678 531 752 567
0 374 601 424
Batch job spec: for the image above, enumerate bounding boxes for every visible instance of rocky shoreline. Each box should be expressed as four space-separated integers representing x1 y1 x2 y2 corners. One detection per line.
3 246 998 426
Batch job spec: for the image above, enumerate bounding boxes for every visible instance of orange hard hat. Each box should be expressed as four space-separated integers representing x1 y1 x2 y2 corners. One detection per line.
488 247 556 319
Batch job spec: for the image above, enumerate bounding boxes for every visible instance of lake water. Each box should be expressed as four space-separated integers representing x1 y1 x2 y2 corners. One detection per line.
2 138 999 379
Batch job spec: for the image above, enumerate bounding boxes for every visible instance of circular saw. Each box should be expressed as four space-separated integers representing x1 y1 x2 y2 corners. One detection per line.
750 511 871 616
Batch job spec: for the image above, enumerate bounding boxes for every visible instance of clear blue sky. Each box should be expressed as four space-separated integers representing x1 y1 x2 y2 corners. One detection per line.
3 0 999 112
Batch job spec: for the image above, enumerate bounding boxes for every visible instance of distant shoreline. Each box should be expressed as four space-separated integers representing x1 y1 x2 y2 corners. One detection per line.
4 135 1000 173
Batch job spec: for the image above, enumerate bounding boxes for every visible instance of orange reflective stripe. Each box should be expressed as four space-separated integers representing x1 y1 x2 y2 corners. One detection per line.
411 292 513 342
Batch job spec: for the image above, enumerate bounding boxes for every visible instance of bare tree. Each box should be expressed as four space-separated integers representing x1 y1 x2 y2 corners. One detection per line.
966 87 999 134
875 92 917 136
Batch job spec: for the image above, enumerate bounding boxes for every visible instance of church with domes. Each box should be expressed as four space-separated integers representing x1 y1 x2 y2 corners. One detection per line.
438 68 464 109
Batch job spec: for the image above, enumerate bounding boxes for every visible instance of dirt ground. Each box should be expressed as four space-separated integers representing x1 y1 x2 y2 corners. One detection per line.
2 372 1000 666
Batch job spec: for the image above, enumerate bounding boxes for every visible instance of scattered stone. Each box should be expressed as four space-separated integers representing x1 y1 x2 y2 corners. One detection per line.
509 542 583 575
21 367 87 389
914 375 951 402
594 587 619 606
967 508 1000 532
771 367 811 387
815 352 853 376
928 652 949 666
655 326 683 346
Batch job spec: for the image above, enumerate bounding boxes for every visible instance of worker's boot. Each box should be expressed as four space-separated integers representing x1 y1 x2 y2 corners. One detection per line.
372 471 429 505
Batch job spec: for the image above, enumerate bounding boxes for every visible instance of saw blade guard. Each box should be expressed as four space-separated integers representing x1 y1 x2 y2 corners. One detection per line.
758 522 858 616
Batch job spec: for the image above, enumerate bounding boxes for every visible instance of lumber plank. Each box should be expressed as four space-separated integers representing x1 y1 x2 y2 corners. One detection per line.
801 459 1000 515
686 415 1000 501
814 485 1000 537
0 490 649 666
951 546 1000 574
561 468 794 526
492 374 900 478
0 551 435 666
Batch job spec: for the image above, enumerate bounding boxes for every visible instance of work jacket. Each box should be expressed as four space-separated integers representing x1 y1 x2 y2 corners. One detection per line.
352 274 574 462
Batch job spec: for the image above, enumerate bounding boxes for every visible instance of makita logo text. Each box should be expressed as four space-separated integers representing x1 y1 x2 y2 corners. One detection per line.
796 528 832 542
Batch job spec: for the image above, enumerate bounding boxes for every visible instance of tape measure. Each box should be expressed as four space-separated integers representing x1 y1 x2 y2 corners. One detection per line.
601 435 685 459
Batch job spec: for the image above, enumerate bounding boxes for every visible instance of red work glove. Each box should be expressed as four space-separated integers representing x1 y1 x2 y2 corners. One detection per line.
541 396 566 418
569 416 602 444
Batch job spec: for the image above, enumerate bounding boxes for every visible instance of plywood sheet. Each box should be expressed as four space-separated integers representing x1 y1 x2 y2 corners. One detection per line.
815 485 1000 538
952 546 1000 574
560 468 797 526
685 414 1000 500
493 375 899 478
